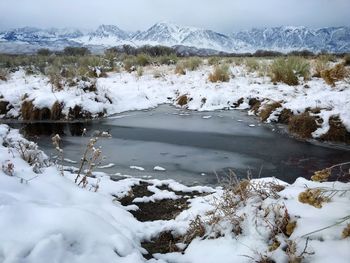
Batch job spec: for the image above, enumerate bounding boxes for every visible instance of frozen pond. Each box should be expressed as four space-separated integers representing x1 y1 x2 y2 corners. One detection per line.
9 105 350 185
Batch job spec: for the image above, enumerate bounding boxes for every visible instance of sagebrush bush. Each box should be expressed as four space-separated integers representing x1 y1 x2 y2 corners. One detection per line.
270 57 310 85
208 64 230 82
208 56 221 65
183 57 202 71
136 53 151 66
244 58 260 72
157 54 178 65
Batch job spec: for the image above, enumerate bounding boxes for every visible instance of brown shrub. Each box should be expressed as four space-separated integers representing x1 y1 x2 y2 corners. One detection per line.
175 64 186 75
321 63 349 86
320 116 350 143
288 113 318 138
259 102 282 122
177 95 188 106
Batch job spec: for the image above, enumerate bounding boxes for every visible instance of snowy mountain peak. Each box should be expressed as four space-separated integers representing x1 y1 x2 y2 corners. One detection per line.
91 25 129 39
0 23 349 54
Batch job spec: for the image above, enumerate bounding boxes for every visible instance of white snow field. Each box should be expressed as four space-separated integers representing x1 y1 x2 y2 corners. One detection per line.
0 63 349 139
0 124 349 263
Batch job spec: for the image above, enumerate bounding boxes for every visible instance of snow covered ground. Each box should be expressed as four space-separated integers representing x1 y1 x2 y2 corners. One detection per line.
0 124 349 262
0 63 349 139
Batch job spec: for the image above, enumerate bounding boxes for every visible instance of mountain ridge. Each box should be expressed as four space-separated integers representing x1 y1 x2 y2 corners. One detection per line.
1 22 349 54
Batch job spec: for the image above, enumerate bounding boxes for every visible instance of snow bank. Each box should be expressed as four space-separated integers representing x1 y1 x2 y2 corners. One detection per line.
1 65 349 139
0 124 349 263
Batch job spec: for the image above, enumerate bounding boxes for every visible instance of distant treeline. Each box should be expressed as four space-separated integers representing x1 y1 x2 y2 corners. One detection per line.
14 45 350 58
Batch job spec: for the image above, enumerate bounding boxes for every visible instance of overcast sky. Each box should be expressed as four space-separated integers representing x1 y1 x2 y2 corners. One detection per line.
0 0 349 33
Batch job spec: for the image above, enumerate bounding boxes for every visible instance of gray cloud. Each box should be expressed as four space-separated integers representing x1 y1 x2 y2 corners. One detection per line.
0 0 349 33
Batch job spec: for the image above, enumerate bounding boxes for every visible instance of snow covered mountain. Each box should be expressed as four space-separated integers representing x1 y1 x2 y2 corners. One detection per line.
231 26 350 53
0 23 349 54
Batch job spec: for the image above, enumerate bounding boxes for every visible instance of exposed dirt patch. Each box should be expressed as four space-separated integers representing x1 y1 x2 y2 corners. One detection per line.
131 197 189 222
142 231 181 260
118 181 153 206
117 181 211 258
0 100 9 115
117 182 197 222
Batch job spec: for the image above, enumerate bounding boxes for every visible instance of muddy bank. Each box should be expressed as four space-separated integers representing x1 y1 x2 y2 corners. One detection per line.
116 181 210 259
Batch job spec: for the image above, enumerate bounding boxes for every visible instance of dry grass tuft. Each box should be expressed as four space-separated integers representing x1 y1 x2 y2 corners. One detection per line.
182 215 206 244
288 113 318 139
320 116 350 143
244 58 260 72
298 189 328 208
208 64 230 83
321 63 349 87
278 108 294 124
259 102 282 122
342 224 350 239
175 64 186 75
177 95 188 106
270 57 310 85
183 57 202 71
311 168 331 182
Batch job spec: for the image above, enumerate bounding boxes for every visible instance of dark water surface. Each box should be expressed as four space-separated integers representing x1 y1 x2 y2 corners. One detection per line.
5 105 350 185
